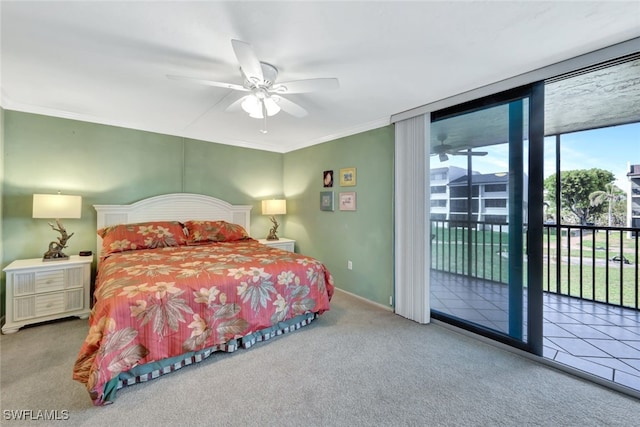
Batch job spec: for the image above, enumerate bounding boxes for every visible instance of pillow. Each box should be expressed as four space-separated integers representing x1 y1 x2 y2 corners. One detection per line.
98 221 187 255
184 220 250 244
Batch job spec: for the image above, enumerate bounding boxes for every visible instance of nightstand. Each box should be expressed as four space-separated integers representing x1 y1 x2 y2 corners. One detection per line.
258 238 295 253
2 255 92 334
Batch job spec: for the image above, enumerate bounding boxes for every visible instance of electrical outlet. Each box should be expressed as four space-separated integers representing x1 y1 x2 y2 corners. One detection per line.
347 260 353 270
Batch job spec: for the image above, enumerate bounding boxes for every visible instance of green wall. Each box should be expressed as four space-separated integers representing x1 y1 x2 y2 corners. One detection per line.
1 110 394 319
283 126 395 306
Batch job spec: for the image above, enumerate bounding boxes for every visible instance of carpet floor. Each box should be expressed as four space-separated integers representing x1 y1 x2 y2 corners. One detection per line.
1 289 638 426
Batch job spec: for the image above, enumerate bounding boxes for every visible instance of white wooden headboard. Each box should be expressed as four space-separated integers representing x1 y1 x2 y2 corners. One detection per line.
95 193 252 255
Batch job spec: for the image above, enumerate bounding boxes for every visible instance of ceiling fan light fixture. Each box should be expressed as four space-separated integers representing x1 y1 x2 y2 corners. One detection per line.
241 95 260 116
242 94 281 119
439 153 449 162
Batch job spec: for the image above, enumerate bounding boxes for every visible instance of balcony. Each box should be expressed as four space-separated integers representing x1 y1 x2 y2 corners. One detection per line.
430 219 640 393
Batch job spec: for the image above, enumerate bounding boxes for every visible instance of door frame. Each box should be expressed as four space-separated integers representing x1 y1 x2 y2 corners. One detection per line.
429 82 544 355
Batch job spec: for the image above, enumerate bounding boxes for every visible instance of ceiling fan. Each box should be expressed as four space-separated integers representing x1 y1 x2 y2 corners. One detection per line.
432 134 488 162
168 39 339 133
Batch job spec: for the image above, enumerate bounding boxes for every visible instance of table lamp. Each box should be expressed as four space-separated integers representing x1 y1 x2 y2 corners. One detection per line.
261 199 286 240
33 193 82 261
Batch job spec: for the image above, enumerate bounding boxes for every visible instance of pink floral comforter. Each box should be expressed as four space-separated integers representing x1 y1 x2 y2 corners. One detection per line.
73 240 334 405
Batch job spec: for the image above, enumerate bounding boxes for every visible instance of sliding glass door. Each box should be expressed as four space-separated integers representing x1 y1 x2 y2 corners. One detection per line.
429 84 544 353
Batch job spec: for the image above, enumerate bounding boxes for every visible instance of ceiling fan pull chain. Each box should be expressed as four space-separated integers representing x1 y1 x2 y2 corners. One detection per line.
261 100 268 134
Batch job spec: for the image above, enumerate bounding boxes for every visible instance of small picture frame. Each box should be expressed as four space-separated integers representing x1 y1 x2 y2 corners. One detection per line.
339 167 356 186
339 192 356 211
323 170 334 187
320 191 334 211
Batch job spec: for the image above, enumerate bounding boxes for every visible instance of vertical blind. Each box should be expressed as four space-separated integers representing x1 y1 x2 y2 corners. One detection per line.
394 114 431 323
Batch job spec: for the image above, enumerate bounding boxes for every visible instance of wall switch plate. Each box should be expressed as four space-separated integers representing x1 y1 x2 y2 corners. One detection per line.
347 260 353 270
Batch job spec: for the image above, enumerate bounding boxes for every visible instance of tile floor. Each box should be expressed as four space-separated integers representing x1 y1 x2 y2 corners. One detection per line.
431 271 640 393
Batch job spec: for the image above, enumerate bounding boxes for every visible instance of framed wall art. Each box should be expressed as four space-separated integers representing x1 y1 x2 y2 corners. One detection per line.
340 168 356 187
320 191 334 211
323 170 334 187
339 192 356 211
339 167 356 186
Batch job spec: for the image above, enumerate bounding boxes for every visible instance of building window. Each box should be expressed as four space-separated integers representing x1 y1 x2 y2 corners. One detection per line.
485 199 507 208
484 184 507 192
450 199 479 212
450 185 479 198
431 185 447 194
431 199 447 207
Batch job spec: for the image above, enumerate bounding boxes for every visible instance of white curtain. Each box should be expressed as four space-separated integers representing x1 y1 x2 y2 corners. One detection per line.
394 114 430 323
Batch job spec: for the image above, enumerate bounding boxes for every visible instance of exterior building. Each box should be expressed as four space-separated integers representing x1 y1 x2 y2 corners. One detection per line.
429 166 467 221
431 168 529 230
627 163 640 238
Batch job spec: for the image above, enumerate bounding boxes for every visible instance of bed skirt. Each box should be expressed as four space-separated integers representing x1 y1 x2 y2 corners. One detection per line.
100 312 318 405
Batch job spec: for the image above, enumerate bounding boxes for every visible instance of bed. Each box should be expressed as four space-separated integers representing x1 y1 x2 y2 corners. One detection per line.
72 193 334 406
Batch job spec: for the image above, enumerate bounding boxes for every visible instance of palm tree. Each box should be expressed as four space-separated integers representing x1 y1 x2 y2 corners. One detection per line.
589 183 625 227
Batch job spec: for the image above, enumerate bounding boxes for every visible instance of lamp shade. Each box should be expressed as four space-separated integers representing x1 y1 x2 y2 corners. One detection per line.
262 199 286 216
33 194 82 219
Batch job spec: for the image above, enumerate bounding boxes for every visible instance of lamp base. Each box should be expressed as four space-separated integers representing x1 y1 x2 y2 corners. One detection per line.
266 216 280 241
42 219 74 262
43 254 70 262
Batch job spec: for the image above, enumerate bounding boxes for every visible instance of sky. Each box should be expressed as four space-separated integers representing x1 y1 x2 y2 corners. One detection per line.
436 122 640 189
547 122 640 188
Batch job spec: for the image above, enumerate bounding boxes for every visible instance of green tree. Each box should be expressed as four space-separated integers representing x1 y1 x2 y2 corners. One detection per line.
544 168 615 225
589 183 626 226
611 197 627 226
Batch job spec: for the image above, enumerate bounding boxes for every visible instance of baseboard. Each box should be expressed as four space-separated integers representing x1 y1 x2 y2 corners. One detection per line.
334 287 394 312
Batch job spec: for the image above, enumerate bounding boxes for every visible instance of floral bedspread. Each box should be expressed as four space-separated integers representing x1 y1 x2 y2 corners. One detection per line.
73 240 334 405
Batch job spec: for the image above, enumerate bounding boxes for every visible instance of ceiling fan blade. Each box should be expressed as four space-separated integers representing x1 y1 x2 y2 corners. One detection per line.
167 75 248 92
274 96 308 118
451 151 488 156
271 78 339 94
231 39 264 84
432 143 453 155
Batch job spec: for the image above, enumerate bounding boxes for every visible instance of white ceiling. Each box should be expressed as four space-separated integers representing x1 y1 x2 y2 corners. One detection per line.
1 1 639 153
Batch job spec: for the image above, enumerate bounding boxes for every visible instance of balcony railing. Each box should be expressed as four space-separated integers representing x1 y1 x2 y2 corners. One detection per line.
430 219 639 310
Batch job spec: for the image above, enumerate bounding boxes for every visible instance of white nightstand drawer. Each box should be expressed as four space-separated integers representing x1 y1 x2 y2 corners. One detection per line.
15 293 66 320
35 292 66 317
35 270 65 293
14 289 85 321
